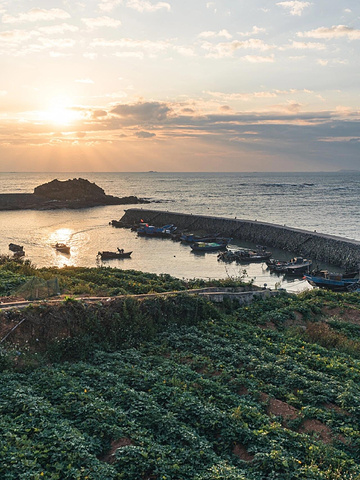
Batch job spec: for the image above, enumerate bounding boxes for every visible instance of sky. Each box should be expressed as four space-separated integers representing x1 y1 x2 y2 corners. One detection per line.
0 0 359 172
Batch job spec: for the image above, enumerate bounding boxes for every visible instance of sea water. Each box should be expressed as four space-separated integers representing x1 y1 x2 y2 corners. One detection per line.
0 171 359 292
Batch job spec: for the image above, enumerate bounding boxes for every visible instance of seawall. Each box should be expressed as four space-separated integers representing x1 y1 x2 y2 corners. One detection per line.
120 208 360 269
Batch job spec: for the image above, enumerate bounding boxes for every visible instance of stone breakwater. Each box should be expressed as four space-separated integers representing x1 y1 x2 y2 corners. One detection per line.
120 208 360 269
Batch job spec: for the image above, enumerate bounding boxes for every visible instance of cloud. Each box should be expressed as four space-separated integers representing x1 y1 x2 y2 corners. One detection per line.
134 130 156 138
91 37 171 54
238 26 266 37
2 8 70 24
38 23 79 35
0 90 7 96
98 0 123 12
198 29 232 39
113 51 144 58
75 78 94 83
207 89 313 102
276 1 311 16
298 25 360 40
201 38 273 58
317 59 328 66
126 0 171 12
82 16 122 28
111 101 171 123
281 40 326 50
242 54 275 63
174 46 196 57
0 29 34 43
92 109 108 118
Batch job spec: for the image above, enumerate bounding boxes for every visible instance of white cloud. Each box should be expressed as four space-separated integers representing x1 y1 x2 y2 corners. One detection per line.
0 29 34 43
98 0 123 12
242 54 275 63
198 29 232 39
91 37 170 53
82 16 122 28
282 40 326 50
201 39 274 58
49 51 73 57
298 25 360 40
277 1 311 16
83 52 98 59
75 78 94 83
0 90 7 96
113 51 144 58
317 59 328 66
238 26 266 37
174 46 196 57
207 88 313 101
2 8 70 24
126 0 171 12
38 23 79 35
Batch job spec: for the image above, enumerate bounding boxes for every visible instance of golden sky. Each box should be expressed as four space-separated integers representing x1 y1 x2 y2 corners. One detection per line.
1 0 359 171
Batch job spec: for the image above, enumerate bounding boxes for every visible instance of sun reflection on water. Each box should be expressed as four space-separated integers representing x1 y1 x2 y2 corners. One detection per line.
49 228 77 268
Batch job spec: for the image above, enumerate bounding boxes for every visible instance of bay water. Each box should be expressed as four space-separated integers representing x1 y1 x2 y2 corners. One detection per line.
1 171 359 292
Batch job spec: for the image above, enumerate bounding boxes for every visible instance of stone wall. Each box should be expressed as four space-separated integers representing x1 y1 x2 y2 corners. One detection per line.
120 208 360 269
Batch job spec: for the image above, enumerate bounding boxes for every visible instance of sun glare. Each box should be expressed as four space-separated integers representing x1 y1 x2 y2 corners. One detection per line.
40 96 81 125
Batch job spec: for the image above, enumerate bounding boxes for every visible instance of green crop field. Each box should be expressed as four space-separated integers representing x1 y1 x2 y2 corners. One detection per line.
1 256 360 479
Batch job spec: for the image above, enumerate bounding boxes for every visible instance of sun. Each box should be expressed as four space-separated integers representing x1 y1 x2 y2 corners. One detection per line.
40 96 82 125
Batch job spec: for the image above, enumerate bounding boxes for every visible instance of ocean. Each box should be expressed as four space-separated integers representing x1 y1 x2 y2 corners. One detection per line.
1 171 359 292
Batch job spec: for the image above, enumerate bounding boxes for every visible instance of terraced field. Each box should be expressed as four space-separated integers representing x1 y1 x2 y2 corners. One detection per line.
1 275 360 479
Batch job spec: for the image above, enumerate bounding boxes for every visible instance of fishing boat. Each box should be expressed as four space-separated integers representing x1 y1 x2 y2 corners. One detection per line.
181 233 221 243
304 270 359 291
137 223 177 238
190 241 228 252
54 243 70 254
266 257 312 275
218 248 272 263
97 249 132 260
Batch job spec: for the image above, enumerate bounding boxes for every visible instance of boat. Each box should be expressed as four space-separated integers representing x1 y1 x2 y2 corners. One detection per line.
304 270 359 291
137 223 177 238
190 241 228 252
54 243 70 254
218 248 272 263
181 233 221 243
97 249 132 260
266 257 312 275
9 243 24 253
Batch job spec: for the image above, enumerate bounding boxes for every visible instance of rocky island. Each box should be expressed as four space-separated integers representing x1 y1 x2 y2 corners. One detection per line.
0 178 150 210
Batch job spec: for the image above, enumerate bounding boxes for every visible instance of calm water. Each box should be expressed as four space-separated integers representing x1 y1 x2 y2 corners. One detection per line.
1 171 359 292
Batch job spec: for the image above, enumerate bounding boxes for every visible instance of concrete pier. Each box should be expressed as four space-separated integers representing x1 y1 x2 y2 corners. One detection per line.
120 208 360 269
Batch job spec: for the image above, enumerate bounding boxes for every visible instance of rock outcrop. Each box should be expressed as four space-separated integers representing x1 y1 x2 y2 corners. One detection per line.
34 178 106 201
0 178 150 211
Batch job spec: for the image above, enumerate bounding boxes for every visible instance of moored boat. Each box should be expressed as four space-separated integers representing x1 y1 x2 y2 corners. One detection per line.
304 270 359 291
98 249 132 260
218 248 272 263
180 232 224 243
137 223 177 238
54 243 70 254
267 257 312 275
191 241 228 252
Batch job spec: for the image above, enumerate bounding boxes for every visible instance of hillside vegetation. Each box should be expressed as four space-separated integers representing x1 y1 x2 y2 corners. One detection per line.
0 257 360 479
